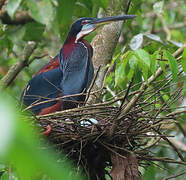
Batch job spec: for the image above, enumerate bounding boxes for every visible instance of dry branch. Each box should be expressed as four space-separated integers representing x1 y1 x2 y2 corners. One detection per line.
166 109 186 117
163 171 186 180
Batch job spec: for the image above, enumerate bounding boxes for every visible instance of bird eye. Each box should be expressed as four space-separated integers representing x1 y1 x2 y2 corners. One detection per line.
82 21 87 25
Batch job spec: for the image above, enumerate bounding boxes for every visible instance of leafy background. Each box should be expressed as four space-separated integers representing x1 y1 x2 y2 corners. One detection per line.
0 0 186 179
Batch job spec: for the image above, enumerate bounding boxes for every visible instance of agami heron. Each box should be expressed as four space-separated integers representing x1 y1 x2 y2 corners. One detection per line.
21 15 136 117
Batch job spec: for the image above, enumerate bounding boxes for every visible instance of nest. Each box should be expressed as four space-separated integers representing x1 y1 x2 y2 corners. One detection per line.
36 70 185 179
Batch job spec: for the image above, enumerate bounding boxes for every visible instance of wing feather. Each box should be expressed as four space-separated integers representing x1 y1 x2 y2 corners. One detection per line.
60 42 94 102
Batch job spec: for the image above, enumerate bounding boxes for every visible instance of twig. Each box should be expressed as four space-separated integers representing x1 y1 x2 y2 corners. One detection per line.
163 171 186 180
0 42 37 89
158 14 171 41
84 66 101 105
153 128 184 162
28 53 49 65
109 79 133 136
23 92 86 112
125 0 132 14
154 22 186 33
166 109 186 117
106 85 121 106
142 156 186 165
167 138 186 152
139 137 161 151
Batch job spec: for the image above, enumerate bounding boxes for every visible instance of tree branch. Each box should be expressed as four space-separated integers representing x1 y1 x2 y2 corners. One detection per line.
0 9 34 25
163 171 186 180
158 14 171 41
166 109 186 117
0 42 37 89
154 22 186 33
0 0 6 10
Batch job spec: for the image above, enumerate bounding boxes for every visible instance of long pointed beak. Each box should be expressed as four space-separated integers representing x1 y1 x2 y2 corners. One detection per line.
79 15 136 41
91 15 136 26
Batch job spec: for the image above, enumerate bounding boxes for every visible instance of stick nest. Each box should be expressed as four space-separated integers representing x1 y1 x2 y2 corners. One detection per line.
36 71 185 178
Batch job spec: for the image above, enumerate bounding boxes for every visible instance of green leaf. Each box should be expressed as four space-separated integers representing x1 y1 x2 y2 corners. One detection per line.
136 10 143 29
164 50 179 81
23 22 45 41
144 33 163 44
140 62 149 82
134 49 151 68
115 60 127 87
7 26 25 43
129 33 143 50
91 0 109 9
1 171 9 180
27 0 54 25
0 164 6 171
150 51 158 75
134 49 151 82
0 93 83 180
129 55 138 70
115 51 135 87
181 48 186 73
5 0 22 18
56 0 76 40
100 0 109 9
105 53 121 69
142 165 156 180
159 61 166 73
0 36 13 55
127 69 134 81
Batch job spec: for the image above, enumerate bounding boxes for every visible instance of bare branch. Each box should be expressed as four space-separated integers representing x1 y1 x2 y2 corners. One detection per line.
154 129 184 162
154 22 186 33
168 138 186 152
166 109 186 117
142 156 186 165
158 14 171 41
163 171 186 180
0 42 37 89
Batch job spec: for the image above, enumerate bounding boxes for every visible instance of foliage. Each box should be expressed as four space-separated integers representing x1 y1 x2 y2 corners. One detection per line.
0 92 83 180
0 0 186 179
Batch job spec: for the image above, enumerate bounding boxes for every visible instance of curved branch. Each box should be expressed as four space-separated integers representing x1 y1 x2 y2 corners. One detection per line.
0 42 37 89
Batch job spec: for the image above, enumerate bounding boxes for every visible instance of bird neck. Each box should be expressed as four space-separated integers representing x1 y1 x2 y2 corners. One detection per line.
62 35 76 59
62 34 91 59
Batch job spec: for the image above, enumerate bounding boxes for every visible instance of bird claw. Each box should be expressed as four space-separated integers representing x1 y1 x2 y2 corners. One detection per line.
42 125 52 136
